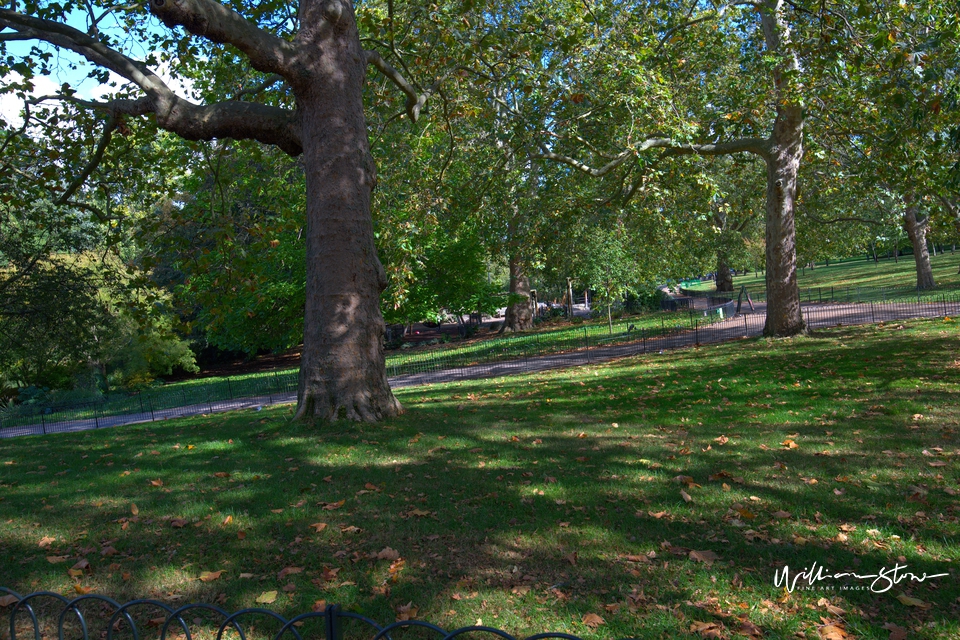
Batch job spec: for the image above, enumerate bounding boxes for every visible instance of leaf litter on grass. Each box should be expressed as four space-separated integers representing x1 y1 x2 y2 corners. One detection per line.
2 319 959 639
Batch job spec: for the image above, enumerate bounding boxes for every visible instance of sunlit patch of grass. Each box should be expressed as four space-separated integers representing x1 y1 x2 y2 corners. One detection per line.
2 318 960 639
688 251 960 294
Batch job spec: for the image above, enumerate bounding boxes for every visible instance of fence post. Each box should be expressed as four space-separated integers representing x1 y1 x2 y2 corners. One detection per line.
584 326 590 363
641 328 646 354
94 403 100 429
227 378 234 400
148 394 155 422
40 411 46 435
870 303 875 324
325 604 342 640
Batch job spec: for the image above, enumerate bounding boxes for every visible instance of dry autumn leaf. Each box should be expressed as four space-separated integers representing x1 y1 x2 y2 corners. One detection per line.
322 500 346 511
277 566 303 579
690 620 724 639
130 504 139 516
38 536 56 548
781 439 799 449
680 489 693 503
309 522 328 532
896 593 928 608
689 550 720 565
738 620 763 638
171 519 187 528
772 510 792 519
199 570 225 582
882 622 908 640
581 613 605 629
818 623 847 640
100 546 118 557
0 595 19 607
73 585 94 595
222 515 233 526
377 547 401 561
395 602 419 621
256 591 278 604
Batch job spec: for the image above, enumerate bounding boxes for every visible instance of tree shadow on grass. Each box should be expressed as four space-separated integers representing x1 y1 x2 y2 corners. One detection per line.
1 324 959 638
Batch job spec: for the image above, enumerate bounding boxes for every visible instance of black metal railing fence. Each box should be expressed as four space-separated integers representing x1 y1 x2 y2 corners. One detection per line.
0 589 625 640
3 295 959 439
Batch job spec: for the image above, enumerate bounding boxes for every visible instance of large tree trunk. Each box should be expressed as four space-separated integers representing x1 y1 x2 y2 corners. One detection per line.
903 197 936 290
502 256 534 332
762 103 805 337
715 252 734 292
293 1 401 422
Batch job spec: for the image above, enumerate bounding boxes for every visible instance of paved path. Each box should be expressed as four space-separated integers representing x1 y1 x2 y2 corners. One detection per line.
4 299 958 439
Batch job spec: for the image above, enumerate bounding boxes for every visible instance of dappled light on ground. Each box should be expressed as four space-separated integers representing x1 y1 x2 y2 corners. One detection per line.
2 319 959 638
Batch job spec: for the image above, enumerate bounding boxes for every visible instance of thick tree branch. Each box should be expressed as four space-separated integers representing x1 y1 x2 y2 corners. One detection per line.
234 74 284 100
0 9 302 155
54 115 119 209
536 145 635 177
538 136 770 179
365 49 428 122
148 0 299 78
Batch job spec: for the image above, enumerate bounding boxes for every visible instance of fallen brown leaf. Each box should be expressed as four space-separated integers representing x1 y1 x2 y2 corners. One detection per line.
199 570 225 582
395 602 419 622
689 550 720 565
277 566 303 580
377 547 401 561
581 613 605 629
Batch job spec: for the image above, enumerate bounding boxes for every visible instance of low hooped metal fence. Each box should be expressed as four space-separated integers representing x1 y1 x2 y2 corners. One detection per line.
3 295 960 439
0 589 627 640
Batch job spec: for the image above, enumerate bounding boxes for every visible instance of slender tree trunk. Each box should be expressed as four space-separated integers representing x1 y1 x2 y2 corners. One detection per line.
293 2 401 422
903 197 936 290
762 104 805 337
715 252 734 292
502 255 534 332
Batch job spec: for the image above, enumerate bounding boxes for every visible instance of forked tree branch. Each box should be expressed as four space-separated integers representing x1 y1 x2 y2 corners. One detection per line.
538 136 770 179
148 0 299 77
0 8 303 155
365 49 429 122
54 115 119 209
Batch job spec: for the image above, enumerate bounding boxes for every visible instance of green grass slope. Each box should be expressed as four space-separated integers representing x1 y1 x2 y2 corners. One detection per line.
2 318 959 638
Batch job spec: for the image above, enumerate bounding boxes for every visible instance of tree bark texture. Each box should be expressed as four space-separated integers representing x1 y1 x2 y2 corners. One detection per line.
715 252 734 292
502 256 534 332
903 199 936 290
292 0 401 421
0 0 409 422
762 104 805 337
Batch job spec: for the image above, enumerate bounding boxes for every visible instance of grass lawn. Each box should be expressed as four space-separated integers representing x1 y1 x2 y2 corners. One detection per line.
688 252 960 298
2 318 959 639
